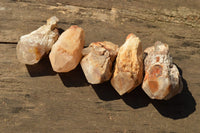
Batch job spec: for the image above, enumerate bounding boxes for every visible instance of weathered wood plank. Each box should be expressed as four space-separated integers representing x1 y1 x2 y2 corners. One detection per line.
0 41 199 132
0 0 200 132
0 0 200 43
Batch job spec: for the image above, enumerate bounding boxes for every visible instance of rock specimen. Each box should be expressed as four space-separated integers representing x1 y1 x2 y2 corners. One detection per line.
111 33 143 95
142 41 183 100
81 41 118 84
16 16 59 65
49 25 85 72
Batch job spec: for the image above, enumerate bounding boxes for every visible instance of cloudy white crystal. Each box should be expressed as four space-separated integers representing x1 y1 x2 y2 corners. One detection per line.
16 16 59 65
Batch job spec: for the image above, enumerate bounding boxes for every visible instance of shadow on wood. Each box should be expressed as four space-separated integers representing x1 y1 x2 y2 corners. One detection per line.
120 64 196 119
59 64 89 87
26 56 56 77
58 28 64 35
151 65 196 119
92 81 121 101
122 85 151 109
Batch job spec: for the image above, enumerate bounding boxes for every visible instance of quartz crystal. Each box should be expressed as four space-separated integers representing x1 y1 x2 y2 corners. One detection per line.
142 41 183 100
16 16 59 65
81 41 118 84
49 25 85 72
111 34 143 95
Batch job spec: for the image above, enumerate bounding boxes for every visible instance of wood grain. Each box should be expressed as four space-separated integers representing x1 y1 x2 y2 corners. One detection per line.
0 0 200 132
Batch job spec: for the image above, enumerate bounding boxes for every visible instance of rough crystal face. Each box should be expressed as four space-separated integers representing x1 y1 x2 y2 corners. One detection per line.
81 41 118 84
16 16 59 65
142 41 183 100
111 33 143 95
49 25 85 72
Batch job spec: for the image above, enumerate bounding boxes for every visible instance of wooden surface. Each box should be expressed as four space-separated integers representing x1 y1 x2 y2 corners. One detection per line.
0 0 200 132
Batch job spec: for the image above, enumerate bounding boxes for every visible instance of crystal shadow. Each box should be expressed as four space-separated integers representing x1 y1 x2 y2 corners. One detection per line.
151 65 196 119
26 56 56 77
121 85 151 109
92 81 121 101
59 64 89 87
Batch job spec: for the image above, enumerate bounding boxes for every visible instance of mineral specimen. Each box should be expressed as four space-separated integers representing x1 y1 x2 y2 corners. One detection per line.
111 33 143 95
16 16 59 65
49 25 85 72
142 41 183 100
81 41 118 84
